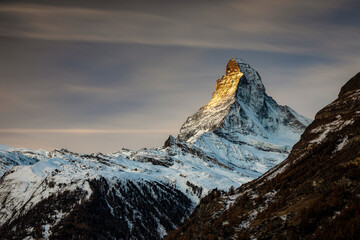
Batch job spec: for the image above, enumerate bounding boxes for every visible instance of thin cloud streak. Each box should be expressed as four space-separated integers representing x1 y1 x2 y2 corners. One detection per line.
1 2 358 56
0 4 287 52
0 129 175 134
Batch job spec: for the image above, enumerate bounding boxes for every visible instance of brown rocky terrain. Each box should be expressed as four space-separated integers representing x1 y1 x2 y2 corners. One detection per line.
166 73 360 240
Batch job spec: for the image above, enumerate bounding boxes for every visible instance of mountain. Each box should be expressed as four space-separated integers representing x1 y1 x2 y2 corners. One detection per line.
178 58 311 178
166 73 360 240
0 58 310 239
0 144 45 176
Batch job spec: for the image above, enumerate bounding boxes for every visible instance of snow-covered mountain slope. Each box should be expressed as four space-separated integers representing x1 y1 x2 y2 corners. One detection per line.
0 58 311 239
0 149 194 239
0 144 46 177
178 58 311 178
0 145 253 239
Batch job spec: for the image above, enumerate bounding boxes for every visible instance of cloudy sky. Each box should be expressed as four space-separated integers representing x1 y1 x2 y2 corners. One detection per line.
0 0 359 153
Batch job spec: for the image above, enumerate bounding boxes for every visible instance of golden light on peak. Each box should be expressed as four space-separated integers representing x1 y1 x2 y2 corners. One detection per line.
206 59 243 108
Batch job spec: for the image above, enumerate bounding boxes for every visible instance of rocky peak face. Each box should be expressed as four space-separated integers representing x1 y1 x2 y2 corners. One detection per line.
208 58 265 108
209 58 242 106
178 58 268 142
179 58 309 144
178 59 242 142
235 59 267 118
177 59 310 176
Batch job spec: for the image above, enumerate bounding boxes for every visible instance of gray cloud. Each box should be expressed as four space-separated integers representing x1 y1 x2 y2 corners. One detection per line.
263 56 360 118
0 0 359 152
0 1 359 56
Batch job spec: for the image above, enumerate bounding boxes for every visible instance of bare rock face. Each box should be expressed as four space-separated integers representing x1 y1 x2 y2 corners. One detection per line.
166 73 360 240
178 58 266 142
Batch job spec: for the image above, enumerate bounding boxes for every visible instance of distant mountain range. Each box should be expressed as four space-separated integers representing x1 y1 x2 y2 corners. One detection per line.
166 72 360 240
0 58 310 239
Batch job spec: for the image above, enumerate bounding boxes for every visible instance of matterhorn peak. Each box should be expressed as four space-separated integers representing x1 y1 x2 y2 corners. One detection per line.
207 58 265 108
232 58 265 93
178 58 310 147
207 59 242 107
179 58 272 142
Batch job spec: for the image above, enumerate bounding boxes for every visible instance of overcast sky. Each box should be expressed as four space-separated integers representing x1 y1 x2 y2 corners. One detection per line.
0 0 359 153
